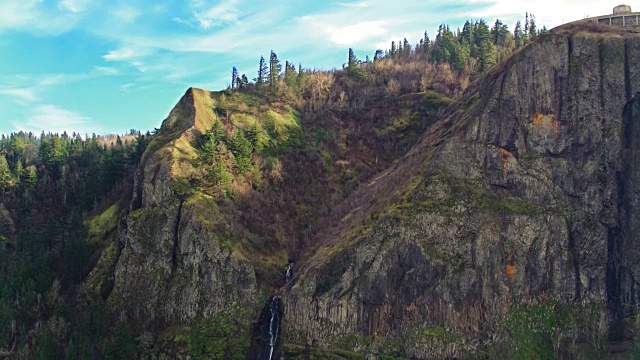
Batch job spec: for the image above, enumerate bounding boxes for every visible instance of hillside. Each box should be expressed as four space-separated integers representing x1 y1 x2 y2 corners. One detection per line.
2 19 640 360
283 26 640 358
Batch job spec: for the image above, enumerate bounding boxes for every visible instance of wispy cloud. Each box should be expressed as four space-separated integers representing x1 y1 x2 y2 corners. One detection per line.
93 66 119 75
12 104 101 135
304 18 389 46
58 0 93 13
0 0 81 34
110 5 140 23
191 0 241 29
336 1 369 8
103 47 152 61
0 70 119 106
0 88 37 102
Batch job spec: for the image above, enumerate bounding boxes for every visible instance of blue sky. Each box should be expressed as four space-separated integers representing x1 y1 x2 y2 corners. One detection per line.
0 0 610 136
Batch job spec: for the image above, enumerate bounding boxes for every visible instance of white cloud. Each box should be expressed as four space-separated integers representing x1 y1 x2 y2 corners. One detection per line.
192 0 240 29
0 0 79 34
59 0 92 13
13 105 101 135
111 5 140 23
330 20 388 45
93 66 119 75
337 1 369 8
0 88 37 102
103 47 151 61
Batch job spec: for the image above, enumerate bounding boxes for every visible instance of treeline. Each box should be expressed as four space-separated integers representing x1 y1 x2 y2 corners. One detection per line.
228 13 546 101
378 13 545 73
0 130 151 358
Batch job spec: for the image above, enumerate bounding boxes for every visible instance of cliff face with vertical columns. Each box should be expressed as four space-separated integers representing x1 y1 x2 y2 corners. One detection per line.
281 27 640 357
99 25 640 358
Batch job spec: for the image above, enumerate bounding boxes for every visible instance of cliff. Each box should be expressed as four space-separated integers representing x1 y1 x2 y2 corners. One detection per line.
97 26 640 358
282 28 640 357
108 88 259 327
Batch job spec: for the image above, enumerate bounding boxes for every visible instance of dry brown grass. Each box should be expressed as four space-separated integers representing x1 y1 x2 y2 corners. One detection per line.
552 20 640 36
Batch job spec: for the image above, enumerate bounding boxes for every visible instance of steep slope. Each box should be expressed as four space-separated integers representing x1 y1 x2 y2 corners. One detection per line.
283 27 640 357
109 88 259 327
102 80 451 357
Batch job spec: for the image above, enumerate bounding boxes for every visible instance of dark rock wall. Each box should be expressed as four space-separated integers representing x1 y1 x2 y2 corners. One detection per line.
283 32 640 357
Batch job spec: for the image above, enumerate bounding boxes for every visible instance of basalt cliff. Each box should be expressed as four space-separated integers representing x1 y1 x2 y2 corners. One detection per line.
101 25 640 358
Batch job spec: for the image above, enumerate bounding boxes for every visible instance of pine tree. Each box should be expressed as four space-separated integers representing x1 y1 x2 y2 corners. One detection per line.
478 41 496 72
240 74 249 89
403 38 411 58
231 67 238 90
514 21 524 48
374 49 383 61
255 56 268 87
347 48 365 78
284 61 298 91
229 129 252 174
474 19 491 48
491 19 508 46
0 155 12 199
422 31 431 54
528 14 537 40
269 51 281 91
390 41 396 57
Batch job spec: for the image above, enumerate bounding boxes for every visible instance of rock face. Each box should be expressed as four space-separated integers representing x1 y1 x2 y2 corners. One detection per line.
109 88 257 326
104 27 640 358
283 30 640 357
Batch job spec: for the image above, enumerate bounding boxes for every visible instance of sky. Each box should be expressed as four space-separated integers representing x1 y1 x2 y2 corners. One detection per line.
0 0 612 136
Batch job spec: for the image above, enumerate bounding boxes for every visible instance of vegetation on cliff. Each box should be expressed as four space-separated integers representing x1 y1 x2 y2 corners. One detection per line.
2 12 637 360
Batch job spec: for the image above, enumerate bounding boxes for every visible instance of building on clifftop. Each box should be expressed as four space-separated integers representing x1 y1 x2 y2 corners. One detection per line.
590 4 640 26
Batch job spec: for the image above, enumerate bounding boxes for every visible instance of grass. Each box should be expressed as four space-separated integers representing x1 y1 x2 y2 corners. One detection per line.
86 204 118 246
283 343 364 360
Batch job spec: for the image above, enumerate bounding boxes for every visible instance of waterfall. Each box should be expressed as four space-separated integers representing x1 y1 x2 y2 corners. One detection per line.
263 297 281 360
285 263 293 283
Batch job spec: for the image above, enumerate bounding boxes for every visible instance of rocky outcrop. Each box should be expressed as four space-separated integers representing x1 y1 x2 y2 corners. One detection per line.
282 29 640 357
108 88 257 327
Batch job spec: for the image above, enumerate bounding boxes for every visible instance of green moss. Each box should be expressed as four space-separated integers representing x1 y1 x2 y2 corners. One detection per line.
422 90 455 108
500 300 607 359
86 242 119 300
183 307 251 360
86 205 118 246
283 344 364 359
406 177 546 217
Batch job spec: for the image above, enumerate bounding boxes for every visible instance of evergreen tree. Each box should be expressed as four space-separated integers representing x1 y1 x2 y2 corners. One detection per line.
374 49 384 61
478 41 496 72
474 19 491 48
229 130 252 174
231 67 238 90
0 155 12 198
13 160 23 181
403 38 411 57
390 41 396 57
452 41 470 71
255 56 268 87
491 19 508 46
24 166 37 192
422 31 431 54
240 74 249 89
347 48 365 78
460 21 473 45
269 51 281 92
514 21 524 48
528 14 537 40
284 61 298 91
